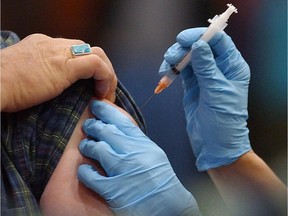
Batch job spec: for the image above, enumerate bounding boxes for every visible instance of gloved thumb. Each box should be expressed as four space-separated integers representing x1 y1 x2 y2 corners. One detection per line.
191 40 226 90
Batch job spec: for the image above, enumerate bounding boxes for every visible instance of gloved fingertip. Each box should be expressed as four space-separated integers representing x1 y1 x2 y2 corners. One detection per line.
78 164 106 193
164 43 189 65
176 27 207 47
79 138 88 146
83 118 103 136
77 164 95 182
90 99 101 114
159 60 171 76
79 163 93 170
83 118 96 130
78 163 92 174
90 99 113 117
78 138 90 153
190 40 218 81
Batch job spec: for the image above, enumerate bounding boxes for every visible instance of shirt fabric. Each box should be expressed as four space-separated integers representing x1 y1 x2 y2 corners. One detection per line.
1 31 146 216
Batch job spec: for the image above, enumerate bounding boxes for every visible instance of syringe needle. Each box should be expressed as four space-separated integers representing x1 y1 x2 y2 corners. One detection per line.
140 93 155 109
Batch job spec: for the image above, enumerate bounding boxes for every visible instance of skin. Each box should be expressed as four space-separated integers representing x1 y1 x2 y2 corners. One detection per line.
1 33 119 214
1 33 117 112
39 100 111 216
39 99 138 216
208 151 287 214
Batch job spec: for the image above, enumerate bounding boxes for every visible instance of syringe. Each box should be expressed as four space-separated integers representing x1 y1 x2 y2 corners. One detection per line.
154 3 238 94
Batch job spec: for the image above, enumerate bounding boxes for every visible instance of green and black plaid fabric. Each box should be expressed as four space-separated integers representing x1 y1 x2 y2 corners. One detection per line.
1 31 20 48
1 31 146 215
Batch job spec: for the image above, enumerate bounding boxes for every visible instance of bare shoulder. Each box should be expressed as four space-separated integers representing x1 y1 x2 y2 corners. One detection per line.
40 103 113 216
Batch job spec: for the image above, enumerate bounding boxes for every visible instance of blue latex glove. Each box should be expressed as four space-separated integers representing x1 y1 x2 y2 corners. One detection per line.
159 28 252 171
77 100 201 216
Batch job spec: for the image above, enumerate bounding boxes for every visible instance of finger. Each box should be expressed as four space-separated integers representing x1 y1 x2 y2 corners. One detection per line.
79 139 115 160
159 43 191 77
177 29 250 82
90 47 114 75
83 119 133 152
78 164 109 196
79 139 124 175
93 77 117 103
176 27 224 51
163 43 190 66
159 60 171 76
176 28 237 59
191 40 226 89
66 52 117 102
208 32 236 58
91 47 117 102
181 68 200 115
89 100 143 137
176 27 207 47
160 28 213 76
209 33 250 82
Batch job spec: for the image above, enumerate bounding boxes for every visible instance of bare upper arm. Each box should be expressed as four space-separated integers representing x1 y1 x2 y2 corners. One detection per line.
40 100 114 216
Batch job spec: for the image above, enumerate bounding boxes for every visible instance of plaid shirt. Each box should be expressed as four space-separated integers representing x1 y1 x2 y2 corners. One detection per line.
1 31 146 216
1 31 20 48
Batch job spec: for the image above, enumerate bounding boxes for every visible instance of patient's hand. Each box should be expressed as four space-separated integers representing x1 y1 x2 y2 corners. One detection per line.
1 34 117 112
40 99 128 216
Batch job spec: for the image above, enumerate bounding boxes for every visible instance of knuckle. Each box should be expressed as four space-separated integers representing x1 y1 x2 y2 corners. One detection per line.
93 47 106 58
71 39 85 44
26 33 48 39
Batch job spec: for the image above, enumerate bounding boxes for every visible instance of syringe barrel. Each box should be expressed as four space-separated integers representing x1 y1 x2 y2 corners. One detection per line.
162 70 178 87
200 23 222 42
174 51 192 72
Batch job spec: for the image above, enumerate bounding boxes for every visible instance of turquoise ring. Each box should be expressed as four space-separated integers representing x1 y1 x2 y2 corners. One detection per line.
71 43 92 57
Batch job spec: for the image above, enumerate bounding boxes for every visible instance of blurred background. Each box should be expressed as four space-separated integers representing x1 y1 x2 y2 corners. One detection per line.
2 0 287 215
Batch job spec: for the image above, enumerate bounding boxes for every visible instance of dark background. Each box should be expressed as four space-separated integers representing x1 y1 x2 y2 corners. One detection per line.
2 0 287 215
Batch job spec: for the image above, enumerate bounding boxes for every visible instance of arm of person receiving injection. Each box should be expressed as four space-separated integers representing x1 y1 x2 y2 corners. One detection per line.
160 27 287 215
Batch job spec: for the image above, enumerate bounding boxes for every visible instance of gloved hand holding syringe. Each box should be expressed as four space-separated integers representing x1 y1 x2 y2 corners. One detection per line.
154 3 238 94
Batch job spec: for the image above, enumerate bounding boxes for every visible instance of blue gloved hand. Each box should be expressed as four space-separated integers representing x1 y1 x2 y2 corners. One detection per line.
77 100 201 216
159 28 252 171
